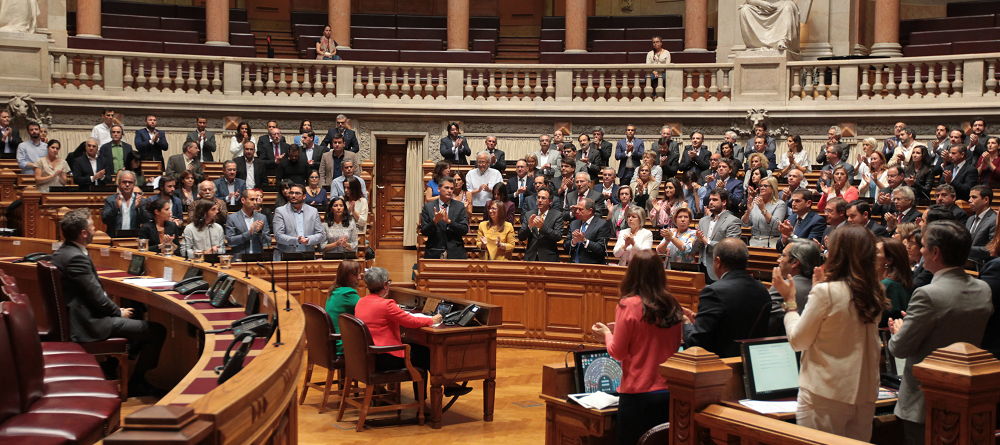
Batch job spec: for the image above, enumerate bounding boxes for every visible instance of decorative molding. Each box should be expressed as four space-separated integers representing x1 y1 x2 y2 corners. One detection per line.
355 120 440 162
464 122 552 135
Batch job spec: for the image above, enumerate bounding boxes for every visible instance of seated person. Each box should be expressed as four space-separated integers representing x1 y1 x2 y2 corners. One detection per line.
321 197 358 255
188 180 229 226
426 161 451 202
53 208 167 396
354 267 472 397
138 198 181 254
181 199 225 259
326 260 363 355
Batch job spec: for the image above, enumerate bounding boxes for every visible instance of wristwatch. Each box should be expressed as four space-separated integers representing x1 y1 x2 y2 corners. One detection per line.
782 301 798 312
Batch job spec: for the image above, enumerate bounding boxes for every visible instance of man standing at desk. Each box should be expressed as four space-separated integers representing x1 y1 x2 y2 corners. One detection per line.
273 184 324 254
101 170 145 238
226 189 271 255
421 176 469 259
54 208 167 396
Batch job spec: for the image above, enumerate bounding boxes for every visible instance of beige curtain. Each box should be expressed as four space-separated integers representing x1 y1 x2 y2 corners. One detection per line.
403 138 427 247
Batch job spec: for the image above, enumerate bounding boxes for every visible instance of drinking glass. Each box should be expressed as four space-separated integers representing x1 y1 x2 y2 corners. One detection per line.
193 250 204 262
219 255 232 269
137 239 148 252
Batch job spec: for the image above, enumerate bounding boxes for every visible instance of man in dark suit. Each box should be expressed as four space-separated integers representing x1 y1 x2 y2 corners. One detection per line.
0 110 22 159
420 176 469 259
872 166 906 216
968 117 989 161
614 124 644 184
214 161 247 206
234 141 267 190
563 198 612 264
483 135 506 173
319 114 360 153
258 126 290 170
225 189 271 255
72 137 113 192
746 135 778 172
98 124 131 174
934 184 970 225
439 122 472 164
821 197 850 244
658 136 681 180
134 115 168 163
519 189 564 262
576 134 602 181
165 141 205 184
678 131 712 176
888 221 993 445
277 145 309 185
815 126 852 165
522 175 562 212
591 127 613 168
507 159 535 209
777 189 826 251
846 200 890 238
753 123 777 166
682 238 771 358
593 167 619 206
884 186 921 235
967 185 997 262
702 158 743 213
563 172 607 221
297 130 324 171
185 116 216 162
53 208 166 395
100 170 146 238
942 145 978 201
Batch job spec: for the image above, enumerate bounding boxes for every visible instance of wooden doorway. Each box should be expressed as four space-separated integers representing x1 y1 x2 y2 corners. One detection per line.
375 138 407 249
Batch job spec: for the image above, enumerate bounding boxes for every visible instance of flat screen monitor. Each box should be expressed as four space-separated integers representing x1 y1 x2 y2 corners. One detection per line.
740 338 801 400
573 348 622 394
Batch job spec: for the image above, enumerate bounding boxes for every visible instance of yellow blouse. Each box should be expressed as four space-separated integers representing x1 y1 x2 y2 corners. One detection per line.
477 221 516 261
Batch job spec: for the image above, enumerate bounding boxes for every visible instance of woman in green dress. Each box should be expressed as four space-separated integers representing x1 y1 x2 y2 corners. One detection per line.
876 238 913 327
325 260 364 355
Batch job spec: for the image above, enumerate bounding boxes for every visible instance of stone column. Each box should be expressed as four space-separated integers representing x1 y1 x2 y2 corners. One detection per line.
205 0 230 46
76 0 101 38
800 0 834 59
684 0 708 52
329 0 350 49
447 0 470 51
871 0 902 57
564 0 587 53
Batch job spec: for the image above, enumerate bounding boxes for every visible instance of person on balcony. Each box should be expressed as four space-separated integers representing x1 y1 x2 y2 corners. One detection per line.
646 36 671 98
316 25 340 60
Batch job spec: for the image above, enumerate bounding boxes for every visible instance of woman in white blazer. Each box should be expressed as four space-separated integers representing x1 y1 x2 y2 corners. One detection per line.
772 225 887 441
613 207 653 266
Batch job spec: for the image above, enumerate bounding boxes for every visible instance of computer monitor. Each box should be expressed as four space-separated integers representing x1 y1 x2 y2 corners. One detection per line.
740 338 801 400
573 348 622 394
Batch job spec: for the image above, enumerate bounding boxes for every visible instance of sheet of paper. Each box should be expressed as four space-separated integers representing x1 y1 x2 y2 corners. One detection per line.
122 251 132 260
573 392 619 410
52 242 62 251
738 399 799 414
122 278 176 288
162 267 173 282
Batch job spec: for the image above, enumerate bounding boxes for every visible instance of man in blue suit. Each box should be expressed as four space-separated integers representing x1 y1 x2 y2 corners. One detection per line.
319 114 360 153
134 115 168 163
563 198 612 265
225 189 271 255
615 124 644 184
776 189 826 251
213 160 247 206
703 158 743 213
439 122 471 164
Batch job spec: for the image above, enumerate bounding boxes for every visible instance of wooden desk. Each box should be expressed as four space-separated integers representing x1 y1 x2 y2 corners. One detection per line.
389 287 501 429
0 237 305 444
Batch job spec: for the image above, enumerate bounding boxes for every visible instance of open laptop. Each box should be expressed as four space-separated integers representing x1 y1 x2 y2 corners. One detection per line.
739 338 801 400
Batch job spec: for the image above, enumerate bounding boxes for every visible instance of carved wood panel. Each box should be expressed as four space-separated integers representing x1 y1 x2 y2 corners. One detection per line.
375 140 408 248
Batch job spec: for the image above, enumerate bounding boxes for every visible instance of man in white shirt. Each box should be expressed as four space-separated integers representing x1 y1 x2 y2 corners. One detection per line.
329 159 368 199
90 108 117 148
466 151 504 207
0 110 22 159
929 124 950 165
184 116 216 162
890 127 924 167
300 130 323 169
16 122 47 175
533 134 561 179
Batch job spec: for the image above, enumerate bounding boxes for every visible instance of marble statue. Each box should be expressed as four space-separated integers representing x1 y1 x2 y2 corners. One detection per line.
0 0 40 34
738 0 808 52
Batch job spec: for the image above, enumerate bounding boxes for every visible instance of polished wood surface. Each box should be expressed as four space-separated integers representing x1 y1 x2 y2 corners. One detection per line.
0 237 305 445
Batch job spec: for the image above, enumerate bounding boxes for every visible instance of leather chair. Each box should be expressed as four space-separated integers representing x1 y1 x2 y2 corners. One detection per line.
299 303 345 413
336 314 425 432
638 422 670 445
36 261 130 400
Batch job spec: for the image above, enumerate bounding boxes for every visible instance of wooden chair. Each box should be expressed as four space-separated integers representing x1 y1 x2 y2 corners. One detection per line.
299 303 345 413
36 261 130 400
336 313 425 432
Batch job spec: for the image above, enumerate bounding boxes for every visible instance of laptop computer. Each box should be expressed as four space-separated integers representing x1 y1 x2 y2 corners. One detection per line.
739 338 801 400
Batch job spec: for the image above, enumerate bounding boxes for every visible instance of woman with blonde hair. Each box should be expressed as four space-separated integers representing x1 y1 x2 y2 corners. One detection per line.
817 165 859 211
613 207 653 266
477 200 516 260
854 137 878 182
858 151 887 199
744 152 771 189
630 163 659 211
773 224 886 441
742 176 786 247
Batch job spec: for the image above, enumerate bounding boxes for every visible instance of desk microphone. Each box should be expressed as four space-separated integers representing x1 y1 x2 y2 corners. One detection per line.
282 251 292 312
256 261 283 347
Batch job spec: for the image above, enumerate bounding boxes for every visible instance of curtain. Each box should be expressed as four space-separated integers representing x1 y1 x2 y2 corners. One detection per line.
403 138 426 247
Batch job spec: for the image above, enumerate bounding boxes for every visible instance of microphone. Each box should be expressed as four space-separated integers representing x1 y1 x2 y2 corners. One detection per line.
282 251 292 312
256 261 283 347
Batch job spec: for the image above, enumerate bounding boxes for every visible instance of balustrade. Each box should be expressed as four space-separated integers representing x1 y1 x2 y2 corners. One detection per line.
50 51 104 91
788 63 840 100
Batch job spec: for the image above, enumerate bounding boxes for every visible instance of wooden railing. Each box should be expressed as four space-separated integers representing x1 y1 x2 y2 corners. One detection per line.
662 344 1000 445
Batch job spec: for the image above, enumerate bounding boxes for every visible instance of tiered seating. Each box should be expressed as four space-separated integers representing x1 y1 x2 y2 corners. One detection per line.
901 1 1000 56
67 0 254 58
290 13 498 63
538 15 716 64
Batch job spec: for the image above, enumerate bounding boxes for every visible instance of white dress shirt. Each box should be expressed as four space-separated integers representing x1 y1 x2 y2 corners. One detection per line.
466 167 504 206
91 123 112 147
245 160 256 189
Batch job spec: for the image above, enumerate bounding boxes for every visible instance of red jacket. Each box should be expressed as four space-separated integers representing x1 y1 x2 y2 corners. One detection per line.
354 294 434 358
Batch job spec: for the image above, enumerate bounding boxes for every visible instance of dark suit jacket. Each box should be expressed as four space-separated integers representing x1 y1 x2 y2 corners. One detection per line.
439 137 472 164
518 208 564 262
682 269 771 358
0 127 22 158
678 145 711 175
562 189 607 221
98 141 132 169
949 161 979 201
975 257 1000 360
319 128 359 153
614 138 644 181
865 220 891 238
967 209 997 262
234 157 267 189
52 242 123 342
593 183 620 206
948 203 970 225
138 220 181 253
420 199 469 259
101 193 146 238
485 149 506 173
563 217 612 264
71 154 113 191
134 128 168 162
594 140 613 167
776 211 826 251
298 144 325 171
521 192 562 214
277 156 309 185
185 131 217 162
257 137 291 169
213 177 248 205
507 174 535 208
577 147 602 180
142 193 183 221
912 262 933 289
658 146 681 179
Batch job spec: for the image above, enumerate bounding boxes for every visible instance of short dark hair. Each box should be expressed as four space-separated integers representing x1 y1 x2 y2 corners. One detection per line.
448 122 461 132
438 176 455 187
972 185 993 204
710 187 729 204
26 122 40 130
923 221 972 267
714 238 748 270
950 144 968 156
331 132 344 141
972 117 986 127
923 204 956 224
847 199 871 218
718 158 736 171
658 136 672 146
301 130 316 140
755 123 768 131
938 124 950 133
61 208 92 241
102 108 114 114
792 189 814 202
827 197 849 215
690 130 704 139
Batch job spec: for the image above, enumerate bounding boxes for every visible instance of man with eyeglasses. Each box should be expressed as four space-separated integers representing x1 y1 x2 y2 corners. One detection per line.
767 240 821 336
273 183 324 254
320 114 360 153
101 170 145 238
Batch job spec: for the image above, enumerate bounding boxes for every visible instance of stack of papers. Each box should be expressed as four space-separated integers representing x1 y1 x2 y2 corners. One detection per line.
568 392 619 410
738 399 798 414
122 278 176 289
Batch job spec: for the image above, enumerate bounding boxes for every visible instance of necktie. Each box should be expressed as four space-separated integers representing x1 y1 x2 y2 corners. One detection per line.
576 222 588 262
454 140 460 160
519 178 525 207
274 142 280 159
972 216 980 234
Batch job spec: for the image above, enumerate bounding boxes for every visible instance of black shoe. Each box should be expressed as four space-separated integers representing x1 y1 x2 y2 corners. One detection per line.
128 379 168 398
443 385 473 397
100 357 119 380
